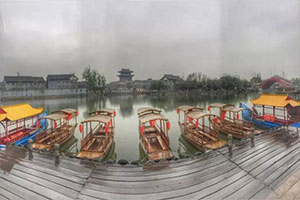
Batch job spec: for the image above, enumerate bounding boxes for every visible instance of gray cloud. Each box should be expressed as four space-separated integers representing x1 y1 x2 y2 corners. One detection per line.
0 0 299 81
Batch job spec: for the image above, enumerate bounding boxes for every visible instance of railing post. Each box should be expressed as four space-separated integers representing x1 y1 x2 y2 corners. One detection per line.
251 133 255 148
54 144 60 166
28 139 33 160
228 134 233 157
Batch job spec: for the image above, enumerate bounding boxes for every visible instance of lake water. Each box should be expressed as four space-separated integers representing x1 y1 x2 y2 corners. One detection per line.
1 93 260 162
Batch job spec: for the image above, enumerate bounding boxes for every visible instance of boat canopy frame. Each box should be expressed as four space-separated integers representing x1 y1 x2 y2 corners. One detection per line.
137 107 161 117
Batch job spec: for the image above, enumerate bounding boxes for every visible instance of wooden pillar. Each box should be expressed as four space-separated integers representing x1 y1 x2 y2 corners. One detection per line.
228 134 233 157
54 144 60 166
273 106 275 117
28 139 33 160
262 105 265 116
5 121 8 145
251 133 255 148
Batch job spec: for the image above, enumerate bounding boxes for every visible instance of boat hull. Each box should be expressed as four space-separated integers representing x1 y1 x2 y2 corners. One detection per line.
77 137 114 160
209 116 254 139
0 112 49 147
34 124 77 151
140 141 173 161
179 123 226 151
239 103 281 129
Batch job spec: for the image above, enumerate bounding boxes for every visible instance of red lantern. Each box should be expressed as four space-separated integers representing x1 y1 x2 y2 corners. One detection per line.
150 120 156 127
167 121 170 130
114 111 116 117
176 108 180 114
36 120 40 128
108 120 111 127
214 117 218 124
54 121 57 129
195 121 199 128
75 111 79 116
236 113 239 120
105 124 109 133
140 126 145 133
188 117 193 123
66 114 72 120
207 106 210 111
79 124 83 133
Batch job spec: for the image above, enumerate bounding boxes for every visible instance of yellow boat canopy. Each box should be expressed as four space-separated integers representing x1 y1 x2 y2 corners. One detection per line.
251 94 300 108
0 103 43 121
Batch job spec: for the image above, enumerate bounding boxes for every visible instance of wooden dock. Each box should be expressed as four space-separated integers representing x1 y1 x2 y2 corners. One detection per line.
1 128 300 199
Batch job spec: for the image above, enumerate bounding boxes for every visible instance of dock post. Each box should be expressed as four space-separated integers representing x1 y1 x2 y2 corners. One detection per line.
228 134 233 157
28 139 33 160
54 144 60 166
251 133 255 148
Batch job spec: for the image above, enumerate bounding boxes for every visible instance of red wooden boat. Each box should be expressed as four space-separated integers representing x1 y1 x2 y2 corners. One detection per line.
0 103 44 146
251 94 300 126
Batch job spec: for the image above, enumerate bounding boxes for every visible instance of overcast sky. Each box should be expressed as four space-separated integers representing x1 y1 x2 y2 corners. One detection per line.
0 0 299 81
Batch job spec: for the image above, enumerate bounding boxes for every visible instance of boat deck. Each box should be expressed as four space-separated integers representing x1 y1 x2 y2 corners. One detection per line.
1 128 300 199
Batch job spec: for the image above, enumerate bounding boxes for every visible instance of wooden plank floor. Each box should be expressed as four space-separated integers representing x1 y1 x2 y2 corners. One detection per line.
0 127 300 199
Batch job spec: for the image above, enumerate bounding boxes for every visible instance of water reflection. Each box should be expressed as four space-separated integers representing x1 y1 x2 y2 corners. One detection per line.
177 135 200 158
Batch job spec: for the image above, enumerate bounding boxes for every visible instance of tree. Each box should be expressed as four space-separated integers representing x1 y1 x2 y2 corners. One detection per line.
82 66 106 93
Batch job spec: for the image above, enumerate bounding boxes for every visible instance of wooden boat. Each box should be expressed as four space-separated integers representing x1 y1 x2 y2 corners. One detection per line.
177 106 226 151
33 109 78 151
248 94 300 126
208 103 254 139
0 103 48 147
77 108 116 160
137 107 173 161
240 103 281 129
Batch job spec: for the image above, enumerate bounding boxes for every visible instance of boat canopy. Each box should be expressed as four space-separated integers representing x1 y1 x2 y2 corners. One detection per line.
81 115 112 124
0 103 43 121
177 105 203 113
139 113 167 124
251 94 300 108
187 111 215 120
137 107 161 116
223 106 244 113
53 108 77 115
209 103 234 109
43 113 68 121
89 108 116 116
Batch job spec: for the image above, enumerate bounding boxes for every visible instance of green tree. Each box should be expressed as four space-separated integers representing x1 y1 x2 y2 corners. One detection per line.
82 66 106 93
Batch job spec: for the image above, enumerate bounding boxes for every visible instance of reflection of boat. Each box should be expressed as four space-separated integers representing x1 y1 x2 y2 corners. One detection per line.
178 135 199 158
240 103 281 129
77 108 116 160
208 103 254 139
34 109 78 151
249 94 300 126
0 103 48 148
59 136 78 155
137 107 173 161
102 140 117 162
177 106 226 152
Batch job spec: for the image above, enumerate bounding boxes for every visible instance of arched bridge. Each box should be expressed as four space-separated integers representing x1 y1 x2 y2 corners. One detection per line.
261 75 295 90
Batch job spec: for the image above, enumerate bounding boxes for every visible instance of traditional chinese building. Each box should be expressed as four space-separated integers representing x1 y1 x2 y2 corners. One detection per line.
3 76 46 90
47 74 78 89
118 68 134 82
